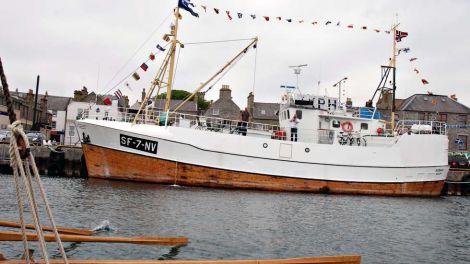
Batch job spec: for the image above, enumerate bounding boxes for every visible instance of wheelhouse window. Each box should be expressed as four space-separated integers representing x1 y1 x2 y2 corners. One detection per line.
332 120 340 128
295 110 303 119
360 123 369 130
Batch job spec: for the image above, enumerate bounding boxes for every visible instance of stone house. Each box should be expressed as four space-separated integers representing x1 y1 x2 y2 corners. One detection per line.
378 92 470 153
205 85 240 121
247 92 279 126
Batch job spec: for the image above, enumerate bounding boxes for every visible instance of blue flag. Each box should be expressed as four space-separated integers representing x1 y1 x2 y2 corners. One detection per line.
178 0 199 17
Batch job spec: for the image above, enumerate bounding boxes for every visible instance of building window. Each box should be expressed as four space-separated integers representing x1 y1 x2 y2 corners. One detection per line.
360 123 369 130
212 108 219 116
261 109 266 115
52 121 56 129
440 114 447 122
457 115 467 125
457 135 468 151
418 112 426 121
295 110 303 119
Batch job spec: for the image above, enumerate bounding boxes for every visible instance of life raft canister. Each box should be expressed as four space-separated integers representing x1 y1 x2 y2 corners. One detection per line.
341 121 353 132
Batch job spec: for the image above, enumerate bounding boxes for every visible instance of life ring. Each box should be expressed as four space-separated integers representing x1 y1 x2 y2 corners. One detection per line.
341 121 353 132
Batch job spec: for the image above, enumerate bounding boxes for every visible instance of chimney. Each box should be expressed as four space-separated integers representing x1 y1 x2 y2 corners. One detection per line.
247 92 254 119
141 88 146 102
450 94 458 101
26 89 34 107
219 85 232 100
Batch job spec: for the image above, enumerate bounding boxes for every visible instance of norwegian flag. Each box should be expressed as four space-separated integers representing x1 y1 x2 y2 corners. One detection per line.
114 89 123 99
395 30 408 42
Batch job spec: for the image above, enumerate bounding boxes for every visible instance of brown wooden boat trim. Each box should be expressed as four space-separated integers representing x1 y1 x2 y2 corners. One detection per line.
0 220 94 236
82 144 444 197
0 255 361 264
0 231 188 246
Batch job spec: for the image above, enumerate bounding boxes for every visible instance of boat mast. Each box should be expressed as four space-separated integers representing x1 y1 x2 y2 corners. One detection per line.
165 7 180 112
390 22 398 131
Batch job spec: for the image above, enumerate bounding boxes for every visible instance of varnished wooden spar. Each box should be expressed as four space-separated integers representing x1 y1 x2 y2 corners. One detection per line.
0 255 361 264
0 220 94 236
0 231 188 246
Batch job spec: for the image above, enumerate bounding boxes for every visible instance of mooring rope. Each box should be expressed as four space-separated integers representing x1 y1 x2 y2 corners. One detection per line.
1 57 69 264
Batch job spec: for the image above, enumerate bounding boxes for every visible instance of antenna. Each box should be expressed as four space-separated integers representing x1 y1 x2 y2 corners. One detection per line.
288 64 308 94
332 77 348 109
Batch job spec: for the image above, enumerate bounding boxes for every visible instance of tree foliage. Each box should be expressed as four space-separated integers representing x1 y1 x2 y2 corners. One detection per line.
157 90 210 110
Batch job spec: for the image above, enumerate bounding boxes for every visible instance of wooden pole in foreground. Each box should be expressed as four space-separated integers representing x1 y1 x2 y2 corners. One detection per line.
0 220 94 236
0 231 188 246
0 255 361 264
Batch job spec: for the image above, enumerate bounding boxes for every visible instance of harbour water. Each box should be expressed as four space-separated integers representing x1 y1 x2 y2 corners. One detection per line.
0 174 468 264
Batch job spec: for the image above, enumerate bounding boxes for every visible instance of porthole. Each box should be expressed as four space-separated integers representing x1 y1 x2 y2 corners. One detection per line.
263 143 268 148
305 147 310 153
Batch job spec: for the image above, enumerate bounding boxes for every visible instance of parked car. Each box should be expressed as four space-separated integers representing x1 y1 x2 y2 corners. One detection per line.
26 132 45 146
448 154 470 168
0 130 11 143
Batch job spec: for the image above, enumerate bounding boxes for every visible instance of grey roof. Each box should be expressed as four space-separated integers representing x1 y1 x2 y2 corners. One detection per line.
253 102 279 120
12 91 71 111
399 94 470 114
149 99 198 112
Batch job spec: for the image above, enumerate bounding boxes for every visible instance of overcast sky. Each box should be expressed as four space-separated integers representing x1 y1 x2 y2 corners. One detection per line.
1 0 469 108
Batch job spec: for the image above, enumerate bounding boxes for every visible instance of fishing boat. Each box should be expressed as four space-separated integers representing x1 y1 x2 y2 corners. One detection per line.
76 5 448 197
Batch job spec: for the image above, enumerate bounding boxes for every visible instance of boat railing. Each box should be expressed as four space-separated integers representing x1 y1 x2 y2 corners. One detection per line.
81 108 281 136
394 120 447 135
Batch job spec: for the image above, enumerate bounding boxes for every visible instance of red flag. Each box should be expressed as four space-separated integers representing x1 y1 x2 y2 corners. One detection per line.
226 11 232 20
149 53 155 61
396 30 408 42
421 79 429 85
140 63 148 72
347 24 353 28
263 16 269 21
103 97 112 105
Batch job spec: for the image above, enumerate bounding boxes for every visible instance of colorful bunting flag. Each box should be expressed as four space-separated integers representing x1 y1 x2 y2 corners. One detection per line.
140 62 149 72
178 0 198 17
325 21 332 25
409 57 417 62
286 18 292 23
385 30 391 34
336 22 340 26
421 79 429 85
149 53 155 61
157 44 166 52
299 20 304 23
114 89 123 99
414 68 420 74
374 29 380 33
276 17 281 21
362 26 367 30
396 30 408 42
103 97 112 106
201 5 207 12
226 11 232 20
250 14 256 19
263 16 269 21
214 8 219 14
347 24 353 28
312 21 317 25
238 13 243 18
132 72 140 81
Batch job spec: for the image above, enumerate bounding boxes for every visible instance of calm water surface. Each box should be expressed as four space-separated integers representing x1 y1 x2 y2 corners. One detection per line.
0 174 468 263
